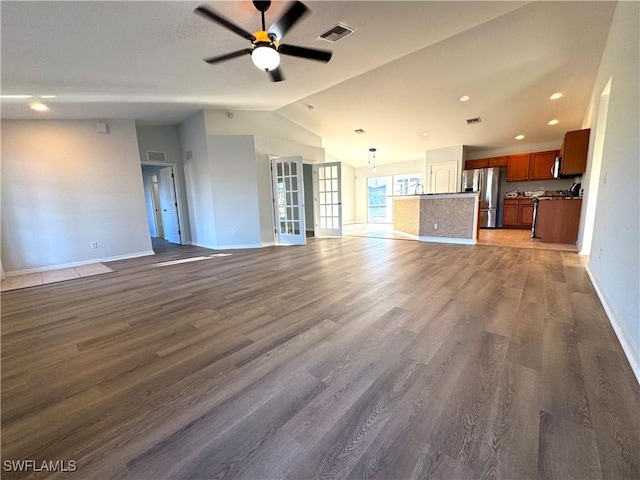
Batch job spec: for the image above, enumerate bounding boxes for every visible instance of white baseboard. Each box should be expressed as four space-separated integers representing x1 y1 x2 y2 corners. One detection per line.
586 264 640 385
418 236 475 245
191 241 266 250
5 250 156 276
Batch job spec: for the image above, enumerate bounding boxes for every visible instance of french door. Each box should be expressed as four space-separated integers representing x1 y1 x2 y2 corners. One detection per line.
313 162 342 237
271 156 306 245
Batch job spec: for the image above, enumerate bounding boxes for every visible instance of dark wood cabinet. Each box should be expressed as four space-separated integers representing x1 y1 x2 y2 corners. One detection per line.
528 150 558 180
536 198 582 243
464 156 507 170
503 199 519 226
464 159 489 170
502 198 533 228
488 156 507 167
507 154 530 181
560 129 590 175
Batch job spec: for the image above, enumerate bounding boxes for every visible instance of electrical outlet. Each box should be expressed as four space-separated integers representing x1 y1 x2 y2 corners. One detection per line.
598 248 603 259
233 230 239 237
433 223 438 230
603 172 608 184
90 242 98 249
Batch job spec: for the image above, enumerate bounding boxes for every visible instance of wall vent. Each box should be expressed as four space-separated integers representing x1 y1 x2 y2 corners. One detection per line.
147 151 166 162
318 23 355 43
466 117 482 125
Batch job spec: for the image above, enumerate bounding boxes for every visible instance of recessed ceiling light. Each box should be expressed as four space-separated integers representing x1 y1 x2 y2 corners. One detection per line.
1 94 33 99
40 95 57 99
548 119 559 125
460 95 470 102
421 132 429 137
30 102 49 112
515 134 525 140
550 92 563 100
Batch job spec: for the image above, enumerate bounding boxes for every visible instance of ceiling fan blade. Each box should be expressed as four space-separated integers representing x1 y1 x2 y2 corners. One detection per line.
204 48 252 64
268 67 285 82
267 1 309 40
278 44 332 62
194 5 256 42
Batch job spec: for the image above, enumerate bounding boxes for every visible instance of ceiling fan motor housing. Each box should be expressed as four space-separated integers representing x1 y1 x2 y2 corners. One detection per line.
253 1 271 13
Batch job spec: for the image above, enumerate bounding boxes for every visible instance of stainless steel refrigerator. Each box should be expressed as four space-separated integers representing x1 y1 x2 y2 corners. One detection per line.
461 167 501 228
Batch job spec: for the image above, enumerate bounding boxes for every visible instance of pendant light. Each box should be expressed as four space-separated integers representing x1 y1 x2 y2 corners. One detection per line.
369 148 377 171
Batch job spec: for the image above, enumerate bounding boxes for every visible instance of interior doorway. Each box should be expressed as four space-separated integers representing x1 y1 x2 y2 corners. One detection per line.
141 163 183 245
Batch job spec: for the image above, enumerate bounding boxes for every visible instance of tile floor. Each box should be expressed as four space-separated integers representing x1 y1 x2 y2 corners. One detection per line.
1 263 113 292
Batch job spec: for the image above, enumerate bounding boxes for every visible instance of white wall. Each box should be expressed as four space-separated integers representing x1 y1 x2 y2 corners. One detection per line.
425 145 465 193
204 110 322 148
340 162 357 225
1 119 152 273
208 135 262 247
579 1 640 380
136 125 191 243
178 111 216 248
355 159 426 223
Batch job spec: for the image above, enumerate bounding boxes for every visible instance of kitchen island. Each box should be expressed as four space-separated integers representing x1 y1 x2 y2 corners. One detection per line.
393 192 480 244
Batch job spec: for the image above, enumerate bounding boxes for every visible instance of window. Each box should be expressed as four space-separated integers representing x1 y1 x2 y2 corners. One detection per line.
393 173 423 195
367 176 393 223
367 173 423 223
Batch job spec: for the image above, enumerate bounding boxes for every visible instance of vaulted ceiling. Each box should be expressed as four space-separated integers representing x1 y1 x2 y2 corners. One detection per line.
1 1 616 166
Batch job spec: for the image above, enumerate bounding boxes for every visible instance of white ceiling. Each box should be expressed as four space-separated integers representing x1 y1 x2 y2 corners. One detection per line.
1 1 616 167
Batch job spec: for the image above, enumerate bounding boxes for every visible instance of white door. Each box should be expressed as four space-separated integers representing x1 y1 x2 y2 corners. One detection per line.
313 162 342 237
158 167 181 244
429 161 458 193
271 156 306 245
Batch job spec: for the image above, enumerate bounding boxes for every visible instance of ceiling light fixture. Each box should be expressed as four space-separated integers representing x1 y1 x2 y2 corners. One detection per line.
460 95 470 102
548 119 559 125
1 94 33 99
515 134 525 140
29 102 49 112
369 147 377 171
421 132 429 137
550 92 563 100
251 45 280 71
40 95 57 99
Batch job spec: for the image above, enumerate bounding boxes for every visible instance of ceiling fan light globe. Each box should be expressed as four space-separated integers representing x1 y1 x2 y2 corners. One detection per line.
251 46 280 71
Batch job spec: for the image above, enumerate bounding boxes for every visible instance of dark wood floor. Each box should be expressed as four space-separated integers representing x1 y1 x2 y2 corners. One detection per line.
2 237 639 479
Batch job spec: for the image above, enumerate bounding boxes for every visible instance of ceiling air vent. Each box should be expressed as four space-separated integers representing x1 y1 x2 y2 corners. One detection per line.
318 23 355 43
354 128 366 135
147 151 166 162
466 117 482 125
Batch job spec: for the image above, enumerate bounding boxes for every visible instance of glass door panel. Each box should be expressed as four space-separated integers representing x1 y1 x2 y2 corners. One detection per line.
313 162 342 237
271 156 305 245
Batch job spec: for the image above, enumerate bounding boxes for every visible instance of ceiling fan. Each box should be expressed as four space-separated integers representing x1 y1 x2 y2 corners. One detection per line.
194 1 332 82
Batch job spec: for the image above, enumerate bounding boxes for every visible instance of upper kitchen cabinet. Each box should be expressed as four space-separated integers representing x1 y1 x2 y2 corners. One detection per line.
529 150 559 180
464 159 489 170
506 154 530 181
559 129 590 175
463 156 507 170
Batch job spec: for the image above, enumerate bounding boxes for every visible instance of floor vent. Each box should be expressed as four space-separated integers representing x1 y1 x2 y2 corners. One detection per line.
318 23 355 43
147 151 166 162
466 117 482 125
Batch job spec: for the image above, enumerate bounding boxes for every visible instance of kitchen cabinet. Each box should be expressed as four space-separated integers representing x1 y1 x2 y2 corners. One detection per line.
464 159 489 170
528 150 558 180
488 156 507 167
464 156 507 170
506 154 530 181
502 198 534 228
536 198 582 243
559 129 590 175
